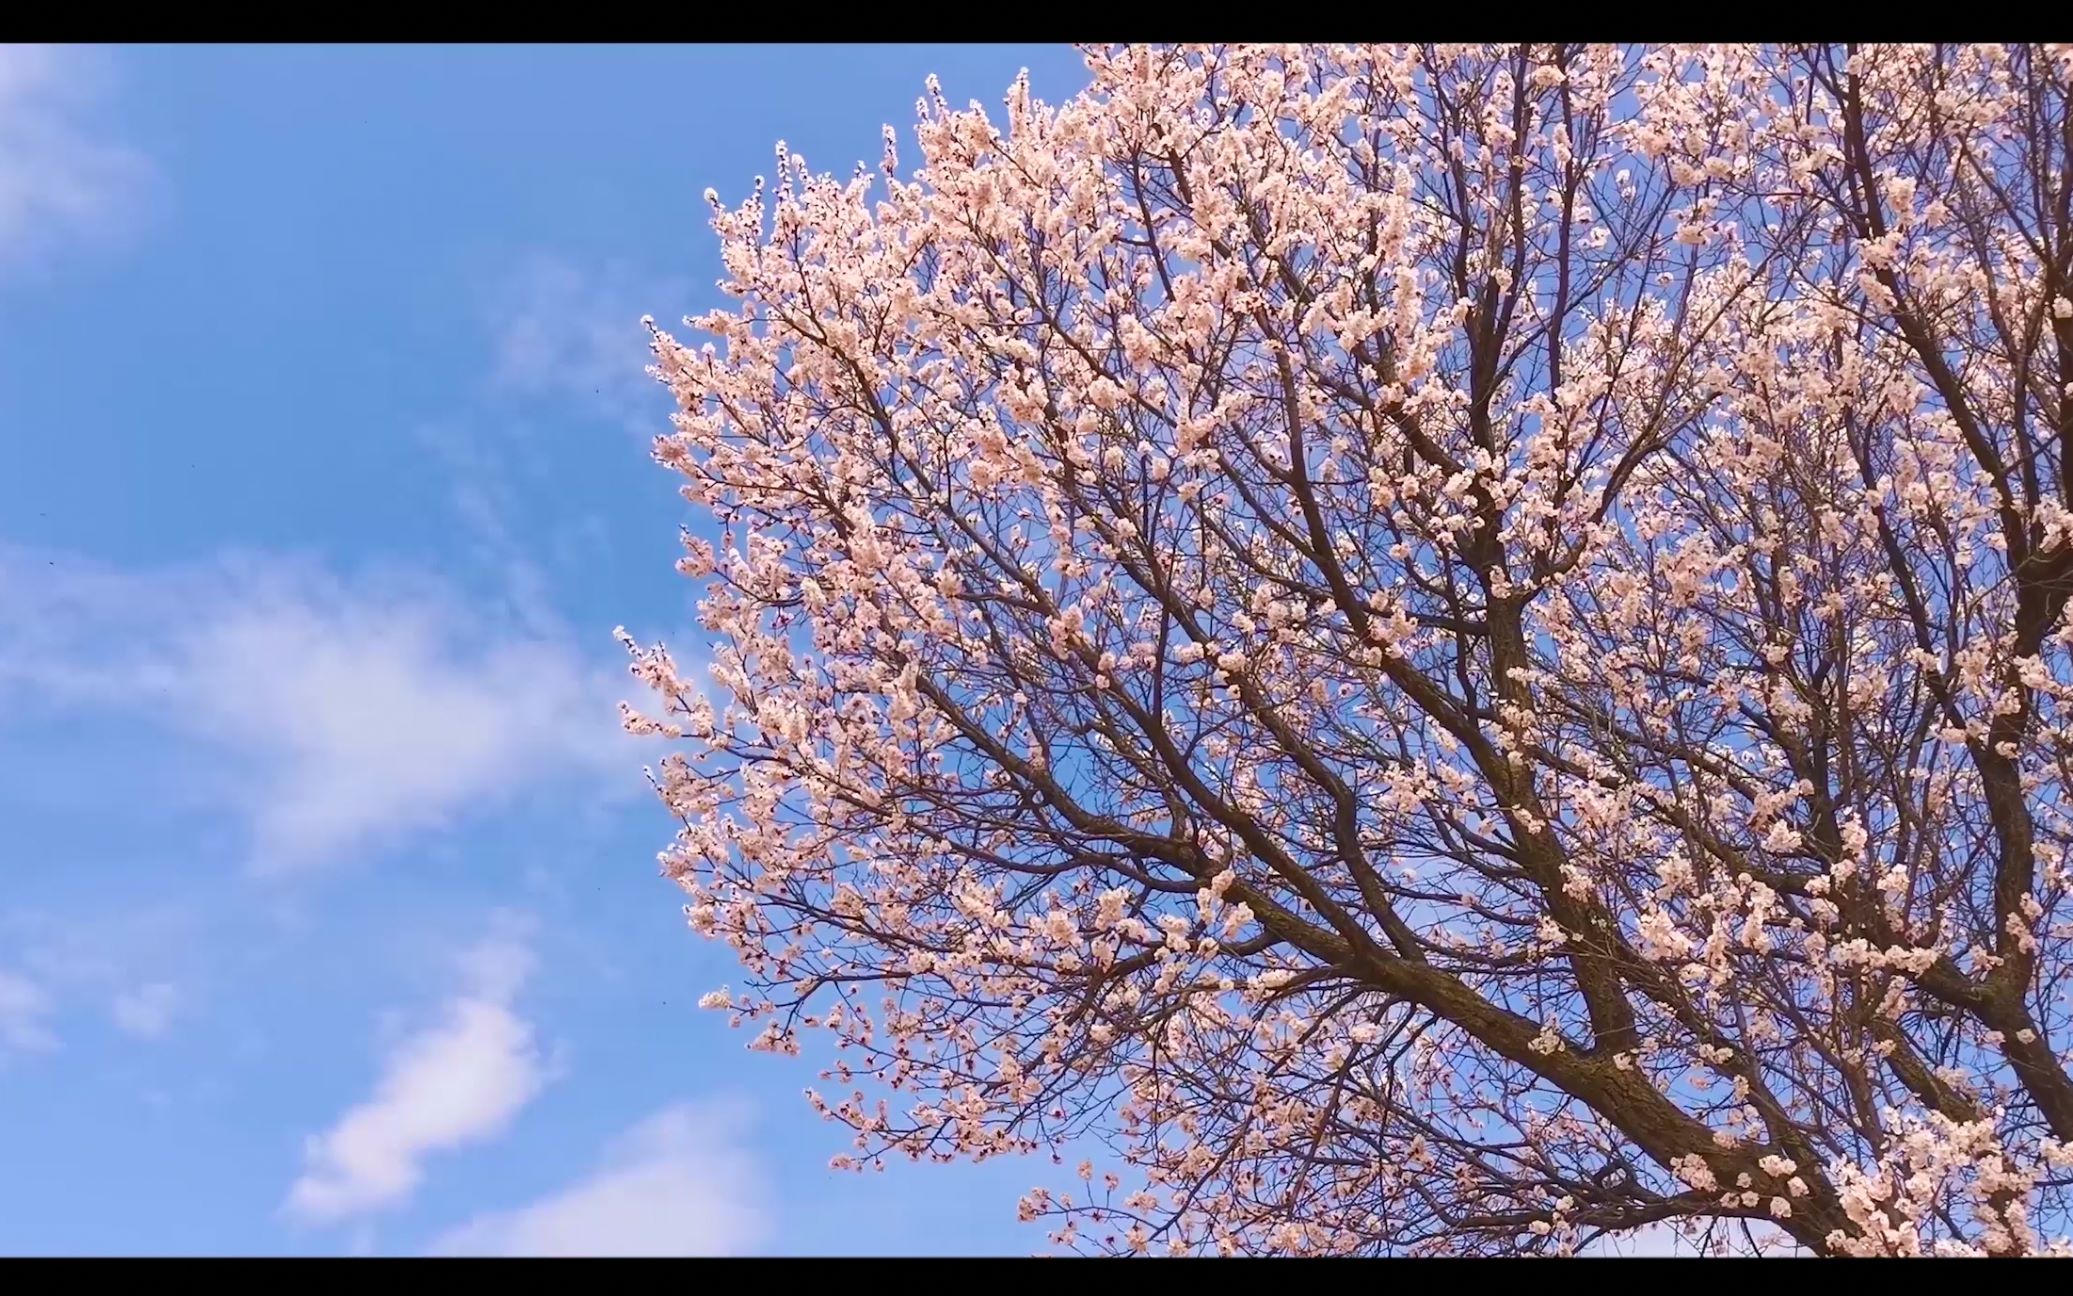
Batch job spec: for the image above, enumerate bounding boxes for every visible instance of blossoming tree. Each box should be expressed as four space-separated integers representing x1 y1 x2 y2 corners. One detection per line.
620 43 2073 1255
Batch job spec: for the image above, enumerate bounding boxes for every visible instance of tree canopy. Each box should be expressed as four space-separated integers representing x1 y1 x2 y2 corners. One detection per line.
621 44 2073 1256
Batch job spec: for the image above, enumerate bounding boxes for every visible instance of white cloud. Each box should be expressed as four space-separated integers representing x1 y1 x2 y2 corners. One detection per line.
0 548 638 874
428 1100 769 1257
286 915 548 1224
0 905 200 1050
0 967 58 1052
174 592 620 871
110 981 180 1039
0 44 150 264
484 254 683 425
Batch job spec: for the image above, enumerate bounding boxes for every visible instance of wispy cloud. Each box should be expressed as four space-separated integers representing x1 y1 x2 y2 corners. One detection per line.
0 44 151 265
484 253 683 426
0 547 639 874
409 252 687 638
171 588 619 871
0 967 57 1053
428 1100 769 1257
109 981 181 1039
0 904 199 1052
286 914 548 1224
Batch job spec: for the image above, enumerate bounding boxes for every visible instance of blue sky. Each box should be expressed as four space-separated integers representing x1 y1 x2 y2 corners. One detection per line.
0 42 1093 1257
